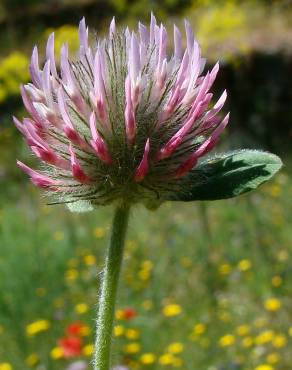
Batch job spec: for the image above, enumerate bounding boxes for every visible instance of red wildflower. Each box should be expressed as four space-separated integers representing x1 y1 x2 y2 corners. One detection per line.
123 308 137 320
66 321 84 337
59 336 82 358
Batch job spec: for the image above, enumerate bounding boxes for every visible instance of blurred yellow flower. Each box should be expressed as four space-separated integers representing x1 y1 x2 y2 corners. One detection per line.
264 298 281 312
25 354 39 366
50 347 63 359
138 269 151 281
218 263 232 275
172 357 183 367
0 363 12 370
123 342 141 354
140 353 156 365
83 254 96 266
74 303 89 314
125 328 140 340
255 365 274 370
162 304 182 317
271 275 282 287
238 259 252 271
113 325 124 337
236 325 250 336
26 319 50 336
272 334 287 348
193 323 206 335
288 326 292 336
93 227 105 238
255 330 274 345
167 342 184 354
218 334 235 347
80 325 91 336
241 336 253 348
159 353 174 365
266 353 280 364
83 344 94 356
141 260 153 270
65 268 79 282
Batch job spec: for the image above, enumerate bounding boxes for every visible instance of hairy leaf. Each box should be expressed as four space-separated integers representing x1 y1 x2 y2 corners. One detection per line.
169 150 283 201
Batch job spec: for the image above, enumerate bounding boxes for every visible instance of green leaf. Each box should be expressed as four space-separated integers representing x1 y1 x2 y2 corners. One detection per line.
67 200 94 213
169 150 283 202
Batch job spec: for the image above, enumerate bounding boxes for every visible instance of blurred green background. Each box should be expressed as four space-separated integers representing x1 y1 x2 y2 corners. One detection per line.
0 1 292 369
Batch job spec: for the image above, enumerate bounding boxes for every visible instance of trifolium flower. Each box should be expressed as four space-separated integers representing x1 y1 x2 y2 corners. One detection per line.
14 15 282 211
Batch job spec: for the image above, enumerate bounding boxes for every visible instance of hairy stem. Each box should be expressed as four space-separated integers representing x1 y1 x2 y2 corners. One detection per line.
94 202 131 370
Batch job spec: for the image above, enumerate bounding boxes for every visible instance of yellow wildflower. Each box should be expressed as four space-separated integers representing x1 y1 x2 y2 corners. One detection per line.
113 325 124 337
0 364 12 370
266 353 280 364
236 325 250 336
80 325 91 336
26 319 50 336
123 342 141 354
255 330 274 345
65 269 78 282
25 354 39 366
271 276 282 287
272 334 287 348
125 328 140 340
141 260 153 270
83 344 94 356
238 259 252 271
167 342 184 354
193 323 206 335
218 263 231 275
115 309 124 320
254 365 274 370
138 269 150 281
218 334 235 347
241 336 253 348
159 354 174 365
74 303 88 314
93 227 105 238
83 254 96 266
50 347 63 359
162 304 182 317
140 353 156 365
288 326 292 336
264 298 281 312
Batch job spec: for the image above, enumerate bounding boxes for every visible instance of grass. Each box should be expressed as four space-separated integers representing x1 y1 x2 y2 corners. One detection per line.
0 165 291 370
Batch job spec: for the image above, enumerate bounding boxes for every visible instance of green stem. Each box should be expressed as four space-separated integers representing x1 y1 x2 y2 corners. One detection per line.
94 202 131 370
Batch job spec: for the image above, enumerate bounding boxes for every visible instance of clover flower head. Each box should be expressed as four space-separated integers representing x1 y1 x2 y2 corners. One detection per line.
14 15 229 210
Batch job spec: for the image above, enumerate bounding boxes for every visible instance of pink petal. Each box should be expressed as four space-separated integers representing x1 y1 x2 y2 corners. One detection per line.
46 33 58 77
134 139 150 182
69 144 92 184
17 160 58 190
89 112 112 164
29 46 42 88
124 76 136 144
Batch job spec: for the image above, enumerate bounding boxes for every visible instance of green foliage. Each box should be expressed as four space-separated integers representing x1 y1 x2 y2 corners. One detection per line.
0 169 291 369
170 150 282 202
